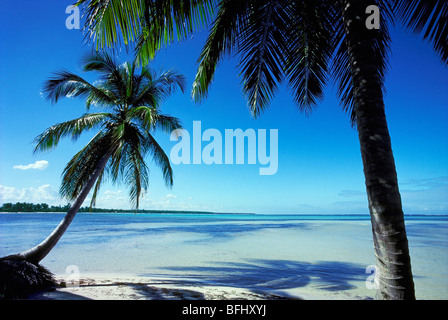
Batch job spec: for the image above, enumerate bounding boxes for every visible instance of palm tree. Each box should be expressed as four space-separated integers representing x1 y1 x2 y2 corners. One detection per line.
5 52 185 267
74 0 447 299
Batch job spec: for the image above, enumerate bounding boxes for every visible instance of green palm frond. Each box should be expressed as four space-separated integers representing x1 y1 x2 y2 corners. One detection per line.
395 0 448 65
135 0 216 64
124 136 149 209
76 0 144 49
76 0 215 65
128 106 182 133
191 0 247 104
33 113 110 153
82 52 128 105
144 133 174 187
284 1 336 115
150 113 183 135
237 0 291 117
152 69 186 96
60 131 111 200
42 70 116 107
132 68 186 107
90 169 105 208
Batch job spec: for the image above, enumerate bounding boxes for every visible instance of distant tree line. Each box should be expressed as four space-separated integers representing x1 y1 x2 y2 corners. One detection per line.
0 202 71 213
0 202 217 214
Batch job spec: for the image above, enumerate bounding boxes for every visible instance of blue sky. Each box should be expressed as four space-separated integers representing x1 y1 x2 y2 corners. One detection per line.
0 1 447 214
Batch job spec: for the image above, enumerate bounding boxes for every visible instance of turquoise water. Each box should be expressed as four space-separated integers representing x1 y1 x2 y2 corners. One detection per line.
1 213 447 299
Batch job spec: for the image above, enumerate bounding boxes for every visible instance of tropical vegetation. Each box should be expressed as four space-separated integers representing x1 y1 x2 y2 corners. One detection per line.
0 201 216 214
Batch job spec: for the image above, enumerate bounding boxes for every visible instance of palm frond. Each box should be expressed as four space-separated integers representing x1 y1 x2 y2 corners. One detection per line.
236 0 293 117
284 0 337 114
125 141 149 209
89 169 105 208
151 113 183 134
133 68 186 107
129 106 182 133
33 113 110 153
135 0 216 65
108 122 128 184
82 52 128 105
144 133 174 187
191 0 249 104
395 0 448 65
60 131 111 200
104 121 150 209
76 0 144 49
42 70 116 107
76 0 215 64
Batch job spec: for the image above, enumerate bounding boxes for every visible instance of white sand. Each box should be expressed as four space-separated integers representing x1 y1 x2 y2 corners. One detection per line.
28 272 371 300
29 273 295 300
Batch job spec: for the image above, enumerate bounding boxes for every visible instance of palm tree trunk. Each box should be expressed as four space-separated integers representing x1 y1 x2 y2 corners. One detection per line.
17 151 112 265
342 0 415 299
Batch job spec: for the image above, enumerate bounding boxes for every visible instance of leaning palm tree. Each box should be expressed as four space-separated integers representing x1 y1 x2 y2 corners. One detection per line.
75 0 447 300
0 52 185 297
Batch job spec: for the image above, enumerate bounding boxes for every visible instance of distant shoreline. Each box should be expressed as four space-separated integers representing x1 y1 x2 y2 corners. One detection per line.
0 202 254 215
1 212 447 218
0 211 256 215
0 202 447 216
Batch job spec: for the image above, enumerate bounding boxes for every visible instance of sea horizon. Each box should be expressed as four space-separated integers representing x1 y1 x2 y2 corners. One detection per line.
1 211 447 218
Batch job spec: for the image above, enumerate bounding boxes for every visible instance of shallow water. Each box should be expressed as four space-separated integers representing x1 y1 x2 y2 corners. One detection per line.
1 213 447 299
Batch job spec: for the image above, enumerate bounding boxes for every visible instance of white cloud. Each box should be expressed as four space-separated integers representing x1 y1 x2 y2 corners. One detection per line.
165 193 177 199
0 184 60 205
13 160 49 171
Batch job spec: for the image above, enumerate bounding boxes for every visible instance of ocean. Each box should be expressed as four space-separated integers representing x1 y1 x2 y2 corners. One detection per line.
1 213 447 299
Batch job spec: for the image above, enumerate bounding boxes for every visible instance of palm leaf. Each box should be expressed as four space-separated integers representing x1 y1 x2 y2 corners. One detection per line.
136 0 216 64
144 133 174 187
236 0 292 117
33 113 110 153
395 0 448 65
284 0 336 114
76 0 215 64
191 0 247 104
60 131 111 200
89 169 105 208
76 0 144 49
125 140 149 209
128 106 182 133
42 69 116 107
82 52 128 105
132 68 186 107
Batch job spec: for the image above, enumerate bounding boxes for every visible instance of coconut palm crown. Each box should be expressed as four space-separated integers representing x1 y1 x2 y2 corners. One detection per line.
37 52 185 208
17 52 185 265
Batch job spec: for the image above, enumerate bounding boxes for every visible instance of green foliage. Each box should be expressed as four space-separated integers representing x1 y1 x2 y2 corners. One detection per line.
75 0 447 120
0 202 217 214
0 202 70 213
35 52 185 209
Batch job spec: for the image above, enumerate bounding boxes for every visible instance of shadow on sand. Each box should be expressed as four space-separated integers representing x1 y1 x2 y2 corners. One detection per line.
29 259 369 300
149 259 368 296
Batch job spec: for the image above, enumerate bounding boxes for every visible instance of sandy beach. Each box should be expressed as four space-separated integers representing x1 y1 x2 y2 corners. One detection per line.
28 272 371 300
29 273 293 300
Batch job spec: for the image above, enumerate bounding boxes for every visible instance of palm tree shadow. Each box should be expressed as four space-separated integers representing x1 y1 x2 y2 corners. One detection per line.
152 259 367 295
